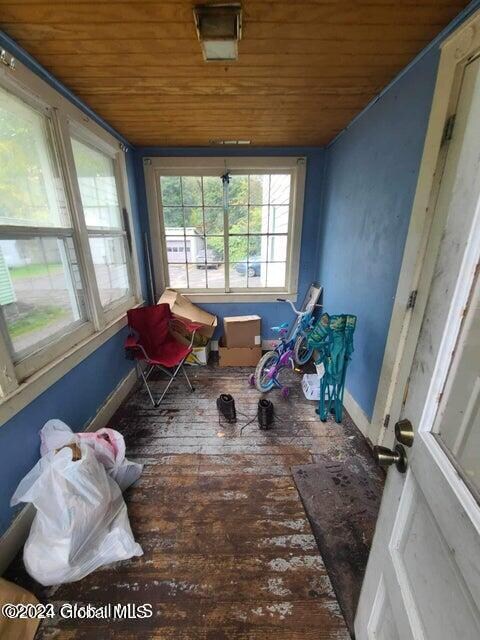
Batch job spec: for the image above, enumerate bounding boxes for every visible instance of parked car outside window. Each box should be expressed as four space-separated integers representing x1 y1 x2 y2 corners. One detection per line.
196 249 221 269
235 259 261 278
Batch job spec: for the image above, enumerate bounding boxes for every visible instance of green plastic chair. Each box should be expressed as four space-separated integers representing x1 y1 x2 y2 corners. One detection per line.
307 313 357 422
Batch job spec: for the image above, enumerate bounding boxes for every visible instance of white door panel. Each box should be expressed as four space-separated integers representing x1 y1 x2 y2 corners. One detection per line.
356 53 480 640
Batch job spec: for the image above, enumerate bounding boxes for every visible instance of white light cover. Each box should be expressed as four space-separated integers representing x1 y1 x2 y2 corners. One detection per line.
202 39 237 60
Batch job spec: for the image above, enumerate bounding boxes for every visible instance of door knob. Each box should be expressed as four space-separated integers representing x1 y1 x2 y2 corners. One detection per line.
373 444 408 473
395 419 414 447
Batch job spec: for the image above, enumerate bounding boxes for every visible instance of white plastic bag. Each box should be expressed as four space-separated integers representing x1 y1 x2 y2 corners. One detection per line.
11 443 143 586
39 419 75 455
40 420 142 491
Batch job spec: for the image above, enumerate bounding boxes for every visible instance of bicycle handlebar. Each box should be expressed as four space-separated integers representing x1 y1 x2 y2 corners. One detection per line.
276 297 303 316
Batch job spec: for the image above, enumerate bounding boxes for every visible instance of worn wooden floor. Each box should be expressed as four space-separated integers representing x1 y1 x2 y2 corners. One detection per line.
5 364 377 639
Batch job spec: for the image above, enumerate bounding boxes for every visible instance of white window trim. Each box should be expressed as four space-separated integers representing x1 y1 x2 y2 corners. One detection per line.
144 156 306 303
0 50 142 423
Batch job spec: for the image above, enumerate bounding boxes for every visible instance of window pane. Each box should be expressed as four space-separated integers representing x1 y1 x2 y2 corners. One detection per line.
168 263 188 289
229 236 247 263
249 175 269 205
187 263 206 289
266 262 286 287
71 138 122 230
158 170 294 293
204 207 223 235
0 237 84 357
248 235 262 260
206 263 225 289
164 207 204 237
89 236 129 307
268 235 288 262
230 263 247 288
206 237 224 262
269 205 289 233
203 177 223 206
269 174 291 205
438 391 480 495
228 175 248 205
165 236 187 263
184 206 204 234
160 176 182 206
182 176 202 205
194 237 223 265
228 205 248 233
0 86 69 228
249 205 267 233
163 206 184 231
247 261 263 287
435 286 480 496
186 230 205 263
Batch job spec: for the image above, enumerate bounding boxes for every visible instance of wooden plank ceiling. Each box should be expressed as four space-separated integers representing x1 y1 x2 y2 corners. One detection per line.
0 0 469 147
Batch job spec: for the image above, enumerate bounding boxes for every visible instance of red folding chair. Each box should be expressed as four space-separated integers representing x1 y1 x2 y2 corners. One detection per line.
125 304 201 407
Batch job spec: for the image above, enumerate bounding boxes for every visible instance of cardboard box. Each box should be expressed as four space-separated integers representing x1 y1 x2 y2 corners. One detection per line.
159 288 217 338
223 315 261 348
0 577 40 640
186 340 211 366
169 326 211 366
218 337 262 367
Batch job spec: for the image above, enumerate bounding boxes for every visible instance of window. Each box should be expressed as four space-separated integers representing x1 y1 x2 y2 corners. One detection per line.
0 60 138 398
71 137 131 308
145 157 306 300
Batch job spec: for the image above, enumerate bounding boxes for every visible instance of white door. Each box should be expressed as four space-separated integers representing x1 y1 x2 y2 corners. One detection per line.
355 55 480 639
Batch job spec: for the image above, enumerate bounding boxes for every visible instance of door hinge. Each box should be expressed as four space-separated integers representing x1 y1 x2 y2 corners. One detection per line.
442 114 456 145
407 290 417 310
383 414 390 429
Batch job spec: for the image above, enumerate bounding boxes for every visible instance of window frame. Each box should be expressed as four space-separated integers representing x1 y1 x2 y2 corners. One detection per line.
68 122 138 323
0 52 141 411
144 156 306 302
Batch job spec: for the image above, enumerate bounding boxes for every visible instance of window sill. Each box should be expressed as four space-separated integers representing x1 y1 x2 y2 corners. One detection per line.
0 301 143 427
183 292 298 304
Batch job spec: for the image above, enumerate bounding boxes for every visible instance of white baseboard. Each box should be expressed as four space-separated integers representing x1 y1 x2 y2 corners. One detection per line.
343 388 371 438
83 368 137 433
0 505 35 577
0 368 138 575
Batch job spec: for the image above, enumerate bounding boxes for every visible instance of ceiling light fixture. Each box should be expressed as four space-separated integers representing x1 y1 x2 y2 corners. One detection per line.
193 3 242 61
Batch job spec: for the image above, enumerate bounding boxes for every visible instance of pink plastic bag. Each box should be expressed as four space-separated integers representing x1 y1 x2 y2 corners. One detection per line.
40 420 142 491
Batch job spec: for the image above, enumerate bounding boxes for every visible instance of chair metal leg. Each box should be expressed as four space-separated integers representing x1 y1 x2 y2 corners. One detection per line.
154 359 184 407
182 363 195 392
139 358 195 408
140 364 157 407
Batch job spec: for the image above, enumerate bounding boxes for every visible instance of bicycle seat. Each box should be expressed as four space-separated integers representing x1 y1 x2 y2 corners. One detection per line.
271 322 289 334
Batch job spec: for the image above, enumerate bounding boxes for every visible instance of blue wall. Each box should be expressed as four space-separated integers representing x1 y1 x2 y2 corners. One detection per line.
1 0 478 536
0 31 146 536
134 147 325 338
316 50 438 419
0 328 135 534
316 1 480 420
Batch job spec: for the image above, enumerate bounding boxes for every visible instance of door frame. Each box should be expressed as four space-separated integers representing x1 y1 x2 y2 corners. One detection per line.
369 9 480 448
356 50 480 635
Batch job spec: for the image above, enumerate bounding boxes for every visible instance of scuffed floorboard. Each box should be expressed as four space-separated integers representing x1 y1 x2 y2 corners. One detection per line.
5 364 378 639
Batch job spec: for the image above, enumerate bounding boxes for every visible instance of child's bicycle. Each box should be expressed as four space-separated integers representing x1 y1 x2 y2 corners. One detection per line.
249 294 321 398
